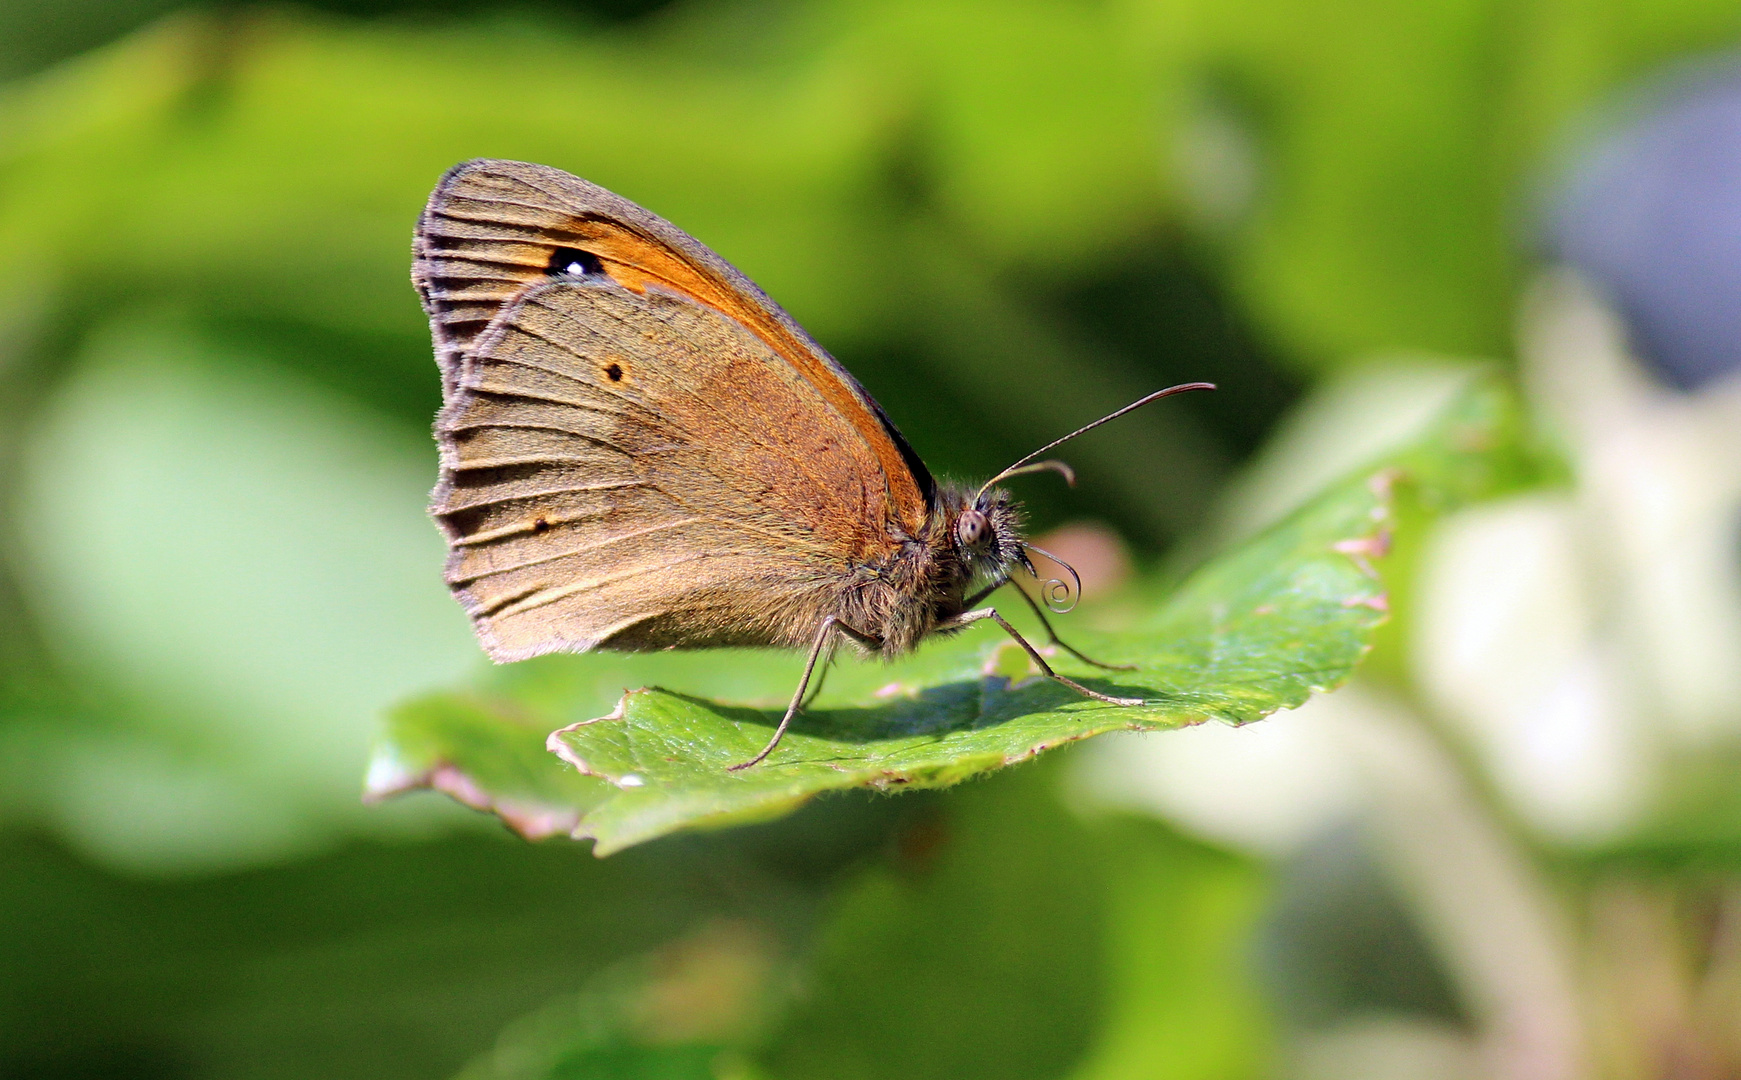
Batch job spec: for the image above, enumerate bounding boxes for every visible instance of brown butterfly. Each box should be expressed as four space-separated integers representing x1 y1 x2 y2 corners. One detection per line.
413 159 1210 768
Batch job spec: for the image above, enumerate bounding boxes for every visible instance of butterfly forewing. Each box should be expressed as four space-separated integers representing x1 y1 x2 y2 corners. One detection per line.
415 160 934 531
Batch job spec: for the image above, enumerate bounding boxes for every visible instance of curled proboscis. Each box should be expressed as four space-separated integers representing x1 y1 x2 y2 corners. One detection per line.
1023 543 1082 614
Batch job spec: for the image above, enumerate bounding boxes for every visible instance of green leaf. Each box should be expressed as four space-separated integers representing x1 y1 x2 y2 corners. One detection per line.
1066 819 1274 1080
380 373 1535 855
455 919 779 1080
761 762 1105 1080
759 762 1273 1080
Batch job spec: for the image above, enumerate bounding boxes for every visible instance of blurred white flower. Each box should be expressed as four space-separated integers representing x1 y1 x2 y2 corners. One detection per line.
1521 270 1741 745
1413 496 1647 842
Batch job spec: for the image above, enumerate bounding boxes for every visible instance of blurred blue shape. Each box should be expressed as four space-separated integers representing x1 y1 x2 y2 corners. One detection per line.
1546 59 1741 391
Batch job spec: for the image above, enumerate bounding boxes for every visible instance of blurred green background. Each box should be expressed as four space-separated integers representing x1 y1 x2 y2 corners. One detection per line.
5 1 1741 1077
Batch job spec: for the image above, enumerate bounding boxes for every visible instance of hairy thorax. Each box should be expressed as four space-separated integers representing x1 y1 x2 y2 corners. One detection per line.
835 481 1027 659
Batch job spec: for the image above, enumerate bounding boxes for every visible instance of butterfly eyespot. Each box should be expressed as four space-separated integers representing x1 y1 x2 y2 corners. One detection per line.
605 363 624 382
531 516 551 534
547 247 603 277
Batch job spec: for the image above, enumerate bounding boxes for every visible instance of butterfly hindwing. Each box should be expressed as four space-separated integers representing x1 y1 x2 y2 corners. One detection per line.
433 275 912 658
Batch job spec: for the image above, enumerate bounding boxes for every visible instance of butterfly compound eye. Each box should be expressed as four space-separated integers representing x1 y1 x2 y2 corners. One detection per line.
956 509 990 550
547 247 604 278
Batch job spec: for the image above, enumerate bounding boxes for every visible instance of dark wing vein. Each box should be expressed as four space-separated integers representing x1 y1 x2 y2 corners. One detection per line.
447 518 706 583
485 552 718 618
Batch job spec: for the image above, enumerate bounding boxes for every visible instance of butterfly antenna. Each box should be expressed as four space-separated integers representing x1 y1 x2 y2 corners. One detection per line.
975 382 1216 500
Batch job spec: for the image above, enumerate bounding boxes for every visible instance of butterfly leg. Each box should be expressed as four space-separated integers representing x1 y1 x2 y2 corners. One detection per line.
730 615 876 771
799 637 840 710
1007 583 1136 671
950 608 1145 706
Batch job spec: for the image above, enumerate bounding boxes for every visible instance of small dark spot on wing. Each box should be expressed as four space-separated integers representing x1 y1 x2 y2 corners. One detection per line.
605 362 624 382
